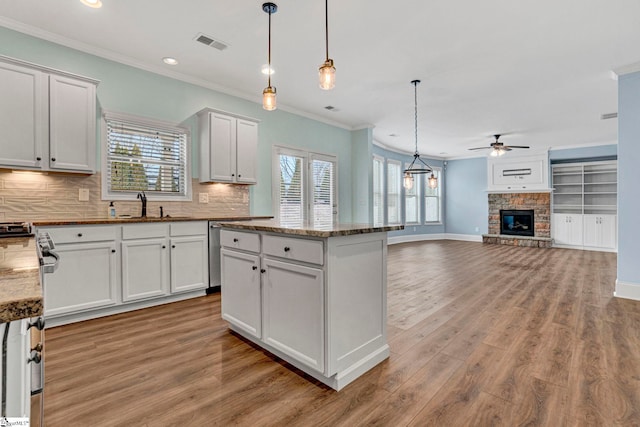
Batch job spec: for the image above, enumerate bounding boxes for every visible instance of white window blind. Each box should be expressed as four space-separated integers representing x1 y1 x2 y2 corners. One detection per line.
105 115 188 198
373 156 384 225
405 162 420 224
274 147 338 228
387 160 402 224
278 153 305 227
425 168 442 222
311 157 336 228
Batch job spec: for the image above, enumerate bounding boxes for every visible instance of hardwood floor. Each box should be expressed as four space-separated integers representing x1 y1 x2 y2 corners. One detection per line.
44 240 640 426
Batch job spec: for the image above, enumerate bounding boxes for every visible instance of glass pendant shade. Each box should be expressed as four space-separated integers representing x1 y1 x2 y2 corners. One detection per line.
403 172 414 190
263 86 277 111
319 59 336 90
427 173 438 189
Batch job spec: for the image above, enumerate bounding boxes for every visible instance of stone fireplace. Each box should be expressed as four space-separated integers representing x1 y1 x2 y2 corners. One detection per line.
483 192 552 248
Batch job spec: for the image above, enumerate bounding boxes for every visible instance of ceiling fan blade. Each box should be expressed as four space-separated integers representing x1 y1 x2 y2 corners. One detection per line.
468 147 492 150
506 145 530 149
503 147 513 151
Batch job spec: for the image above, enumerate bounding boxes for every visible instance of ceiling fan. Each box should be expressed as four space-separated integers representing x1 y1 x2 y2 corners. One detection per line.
468 134 530 157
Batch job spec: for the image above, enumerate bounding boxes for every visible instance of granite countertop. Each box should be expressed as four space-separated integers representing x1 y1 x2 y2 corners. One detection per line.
219 219 404 238
32 215 273 226
0 237 43 323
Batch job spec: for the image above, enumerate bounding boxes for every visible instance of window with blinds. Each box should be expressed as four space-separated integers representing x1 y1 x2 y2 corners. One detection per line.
103 113 189 200
373 156 384 225
425 168 442 222
387 160 402 224
274 147 337 228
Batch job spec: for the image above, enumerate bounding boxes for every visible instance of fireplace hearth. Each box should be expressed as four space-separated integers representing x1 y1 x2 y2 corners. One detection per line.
500 209 534 237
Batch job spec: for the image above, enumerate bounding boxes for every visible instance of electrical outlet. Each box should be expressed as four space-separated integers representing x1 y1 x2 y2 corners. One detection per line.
79 188 90 201
199 193 209 203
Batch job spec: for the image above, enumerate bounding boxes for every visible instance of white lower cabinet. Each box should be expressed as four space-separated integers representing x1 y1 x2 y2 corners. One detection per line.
121 238 169 302
583 214 617 250
42 232 117 316
220 228 389 390
39 221 208 325
262 258 324 373
220 248 261 338
552 214 583 246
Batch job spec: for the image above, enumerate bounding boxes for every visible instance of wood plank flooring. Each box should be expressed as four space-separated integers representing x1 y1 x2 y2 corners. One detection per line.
44 240 640 426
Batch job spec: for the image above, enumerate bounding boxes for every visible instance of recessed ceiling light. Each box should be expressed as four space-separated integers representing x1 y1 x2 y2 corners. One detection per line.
163 57 178 66
261 64 274 75
80 0 102 8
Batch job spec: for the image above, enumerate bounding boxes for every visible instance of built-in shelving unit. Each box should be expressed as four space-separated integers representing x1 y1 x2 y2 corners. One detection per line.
551 160 617 251
552 161 617 215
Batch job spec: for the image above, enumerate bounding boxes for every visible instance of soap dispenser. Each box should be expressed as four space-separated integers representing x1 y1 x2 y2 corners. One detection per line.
108 201 116 218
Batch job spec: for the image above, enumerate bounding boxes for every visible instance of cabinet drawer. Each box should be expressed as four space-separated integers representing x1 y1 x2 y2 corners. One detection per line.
220 230 260 253
43 225 117 244
122 223 168 240
170 221 207 237
263 235 324 265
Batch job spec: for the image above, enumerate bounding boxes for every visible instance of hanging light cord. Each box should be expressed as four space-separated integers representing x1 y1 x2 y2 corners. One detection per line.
405 80 433 173
268 7 272 87
325 0 329 61
413 80 419 156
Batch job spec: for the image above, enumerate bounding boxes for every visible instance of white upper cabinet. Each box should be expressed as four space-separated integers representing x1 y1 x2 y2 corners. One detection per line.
0 55 98 173
487 153 550 192
198 108 259 184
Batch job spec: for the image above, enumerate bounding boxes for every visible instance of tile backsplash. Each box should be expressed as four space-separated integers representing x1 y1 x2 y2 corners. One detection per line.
0 170 250 221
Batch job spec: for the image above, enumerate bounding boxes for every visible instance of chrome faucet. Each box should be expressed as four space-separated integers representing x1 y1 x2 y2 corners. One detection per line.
137 192 147 218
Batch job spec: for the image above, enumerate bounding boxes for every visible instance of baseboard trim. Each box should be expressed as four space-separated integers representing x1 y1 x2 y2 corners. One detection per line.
614 279 640 301
388 233 482 245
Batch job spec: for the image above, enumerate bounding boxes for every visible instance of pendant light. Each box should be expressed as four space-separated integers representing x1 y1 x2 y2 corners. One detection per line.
403 80 437 190
318 0 335 90
262 3 278 111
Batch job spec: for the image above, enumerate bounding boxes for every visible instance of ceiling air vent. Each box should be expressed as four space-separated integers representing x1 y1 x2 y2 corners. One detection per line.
195 33 229 51
601 112 618 120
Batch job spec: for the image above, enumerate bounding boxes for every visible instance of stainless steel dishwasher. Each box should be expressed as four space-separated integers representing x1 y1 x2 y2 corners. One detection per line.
207 222 221 294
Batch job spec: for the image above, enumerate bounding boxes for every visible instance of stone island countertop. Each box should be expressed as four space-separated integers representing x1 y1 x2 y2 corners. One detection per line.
218 219 404 238
31 215 273 227
0 237 43 323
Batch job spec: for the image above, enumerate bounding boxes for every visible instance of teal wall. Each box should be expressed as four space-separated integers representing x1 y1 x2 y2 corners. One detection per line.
617 71 640 288
0 26 358 221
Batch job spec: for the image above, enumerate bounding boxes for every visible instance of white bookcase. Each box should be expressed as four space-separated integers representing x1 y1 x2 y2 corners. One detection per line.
551 160 617 251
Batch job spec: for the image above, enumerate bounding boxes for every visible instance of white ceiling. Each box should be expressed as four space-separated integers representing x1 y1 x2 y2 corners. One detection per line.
1 0 638 158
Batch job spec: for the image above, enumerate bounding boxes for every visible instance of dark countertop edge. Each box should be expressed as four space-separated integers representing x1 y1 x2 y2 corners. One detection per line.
219 223 404 238
0 298 44 324
31 216 273 226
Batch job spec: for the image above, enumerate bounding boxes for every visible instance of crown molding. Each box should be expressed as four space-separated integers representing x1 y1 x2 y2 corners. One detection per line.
614 62 640 77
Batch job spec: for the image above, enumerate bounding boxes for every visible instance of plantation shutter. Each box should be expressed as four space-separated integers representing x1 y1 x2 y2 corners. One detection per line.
278 153 305 227
311 157 336 228
387 160 402 224
373 156 384 225
106 116 188 195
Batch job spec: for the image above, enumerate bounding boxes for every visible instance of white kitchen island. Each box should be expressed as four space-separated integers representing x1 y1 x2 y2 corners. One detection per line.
218 220 402 391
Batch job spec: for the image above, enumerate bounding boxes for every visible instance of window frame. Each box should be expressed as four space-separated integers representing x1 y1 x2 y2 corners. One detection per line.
404 162 421 225
372 155 385 226
101 111 191 201
272 145 338 226
424 166 443 224
386 159 402 225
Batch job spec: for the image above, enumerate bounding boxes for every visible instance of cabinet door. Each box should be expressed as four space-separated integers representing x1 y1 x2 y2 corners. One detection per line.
170 235 208 293
0 61 46 169
583 215 599 247
121 238 170 302
235 119 258 184
209 113 236 182
220 249 261 338
49 75 96 172
553 214 583 246
262 258 324 373
44 242 117 316
598 215 617 250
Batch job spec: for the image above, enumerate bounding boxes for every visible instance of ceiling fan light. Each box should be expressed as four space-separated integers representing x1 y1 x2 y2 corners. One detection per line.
319 59 335 90
403 172 414 190
263 86 277 111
